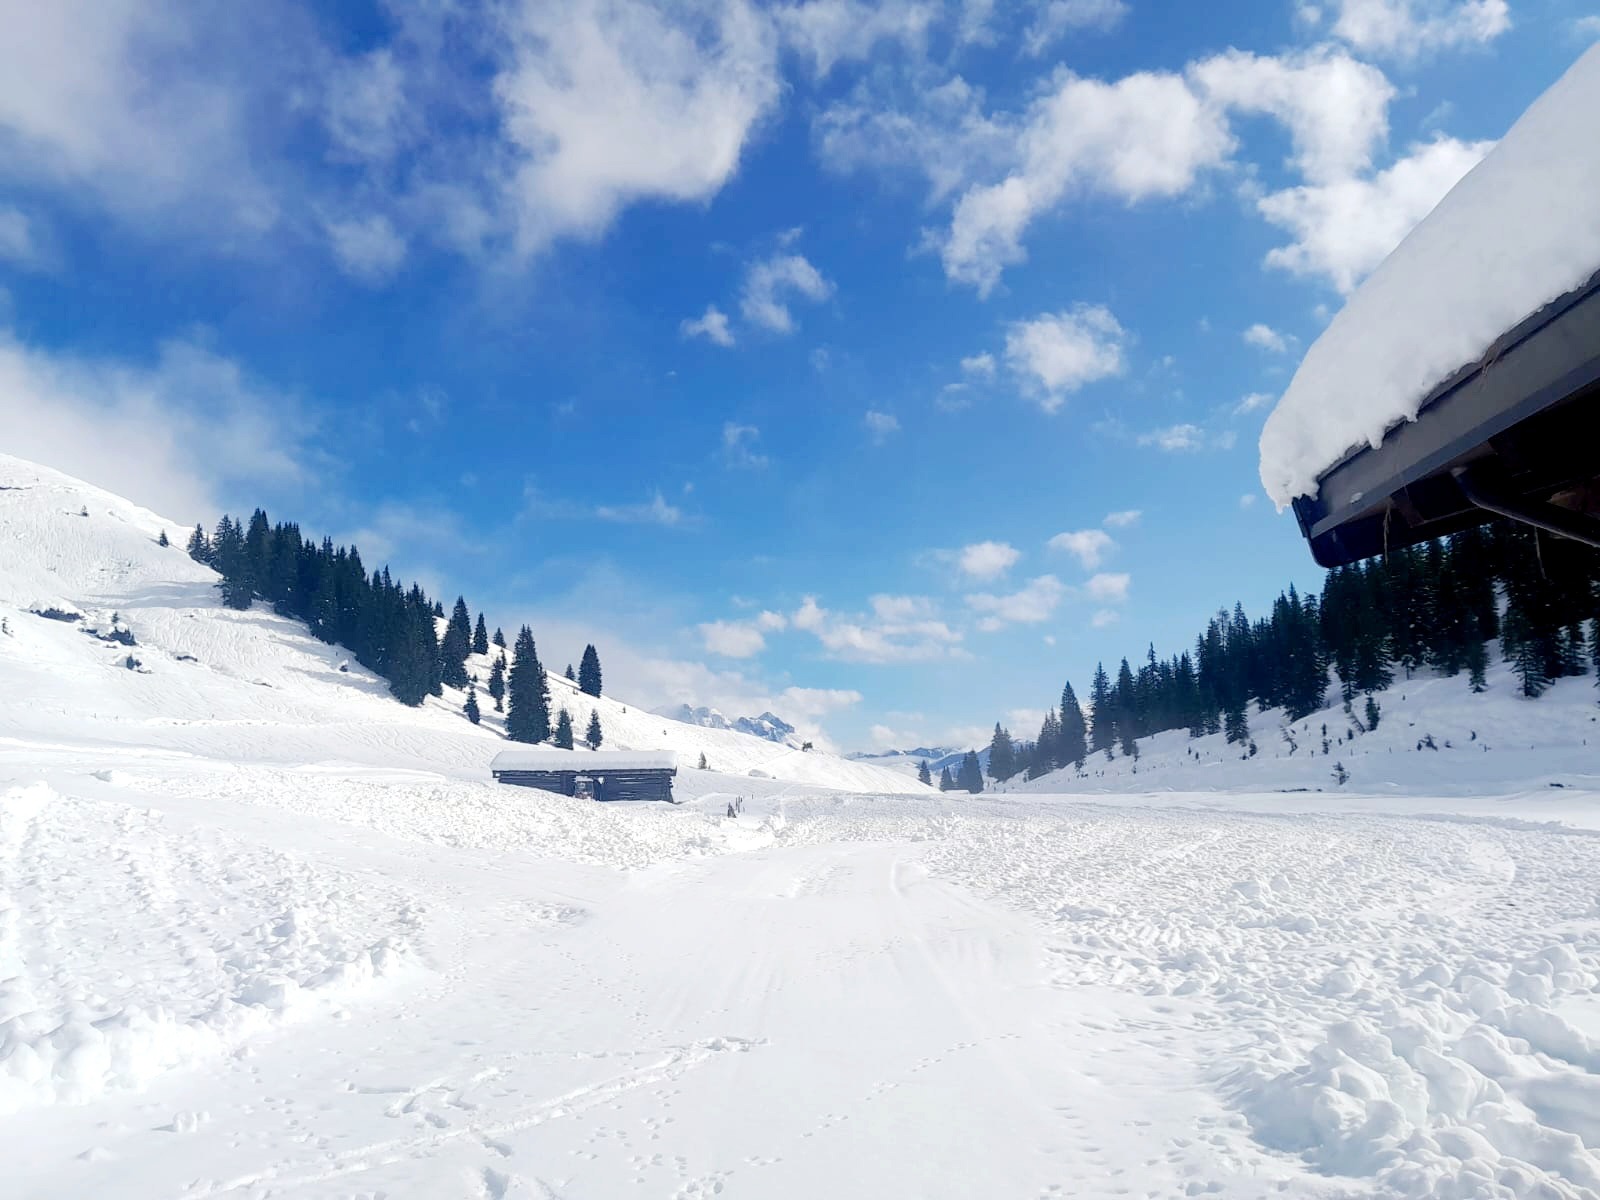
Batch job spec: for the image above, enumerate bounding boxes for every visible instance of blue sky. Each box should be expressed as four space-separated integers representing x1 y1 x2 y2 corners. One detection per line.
3 0 1596 751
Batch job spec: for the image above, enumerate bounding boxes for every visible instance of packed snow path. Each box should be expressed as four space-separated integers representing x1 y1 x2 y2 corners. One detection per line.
5 769 1600 1200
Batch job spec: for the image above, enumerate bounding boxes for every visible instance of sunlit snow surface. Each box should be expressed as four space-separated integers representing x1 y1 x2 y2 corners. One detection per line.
1259 44 1600 507
4 454 1600 1198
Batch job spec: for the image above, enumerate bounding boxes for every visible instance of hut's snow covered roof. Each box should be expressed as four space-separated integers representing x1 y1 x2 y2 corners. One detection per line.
490 750 678 773
1259 45 1600 508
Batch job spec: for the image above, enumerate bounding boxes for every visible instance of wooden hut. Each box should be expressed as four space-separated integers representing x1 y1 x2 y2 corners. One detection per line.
489 750 678 802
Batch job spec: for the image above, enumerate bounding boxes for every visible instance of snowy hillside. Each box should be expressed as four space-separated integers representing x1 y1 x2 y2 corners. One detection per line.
0 452 925 796
1007 654 1600 798
4 449 1600 1199
850 745 989 780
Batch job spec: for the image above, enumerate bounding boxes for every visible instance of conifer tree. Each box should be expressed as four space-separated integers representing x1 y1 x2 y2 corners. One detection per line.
211 517 254 609
698 751 708 770
440 597 472 688
1467 633 1489 693
157 529 169 547
506 627 552 743
186 523 211 564
578 644 603 697
487 654 506 711
1120 724 1139 762
1059 680 1088 770
1364 694 1382 730
987 724 1016 782
555 708 574 749
586 709 603 750
1088 663 1115 758
493 627 506 649
959 750 984 793
939 766 956 791
917 759 932 786
464 685 480 725
473 613 489 656
565 664 575 681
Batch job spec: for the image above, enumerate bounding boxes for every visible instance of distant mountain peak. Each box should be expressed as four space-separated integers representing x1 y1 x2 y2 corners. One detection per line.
658 703 799 747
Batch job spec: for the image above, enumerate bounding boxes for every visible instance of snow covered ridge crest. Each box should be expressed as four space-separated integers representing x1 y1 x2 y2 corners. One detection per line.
1259 45 1600 507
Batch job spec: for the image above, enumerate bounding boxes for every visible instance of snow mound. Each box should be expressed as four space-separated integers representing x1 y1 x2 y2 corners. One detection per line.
0 784 416 1114
1260 45 1600 506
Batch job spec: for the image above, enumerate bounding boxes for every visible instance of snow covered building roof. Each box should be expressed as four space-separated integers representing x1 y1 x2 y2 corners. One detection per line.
490 751 678 773
1259 46 1600 566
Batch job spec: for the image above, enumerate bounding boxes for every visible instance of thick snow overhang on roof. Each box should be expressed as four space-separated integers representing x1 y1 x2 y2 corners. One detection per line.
490 751 679 773
1259 46 1600 525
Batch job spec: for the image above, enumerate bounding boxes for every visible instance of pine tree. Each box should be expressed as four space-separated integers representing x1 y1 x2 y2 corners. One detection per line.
955 750 982 794
211 516 253 609
487 654 506 711
987 724 1016 782
698 751 708 770
939 766 956 791
586 709 603 750
917 759 932 786
554 708 574 749
493 627 506 649
565 664 575 681
506 627 552 743
1364 694 1382 730
473 613 489 656
578 644 603 697
1088 663 1115 758
157 529 169 547
1223 701 1250 745
440 597 472 688
1467 634 1489 693
1059 680 1088 769
186 523 211 564
464 685 480 725
1120 724 1139 762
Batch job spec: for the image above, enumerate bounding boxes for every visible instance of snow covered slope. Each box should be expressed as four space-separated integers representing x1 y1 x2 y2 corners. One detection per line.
4 449 1600 1199
1008 653 1600 798
1260 44 1600 506
0 452 925 795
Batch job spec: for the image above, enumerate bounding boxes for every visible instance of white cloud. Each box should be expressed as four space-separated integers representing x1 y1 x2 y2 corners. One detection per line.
1242 323 1290 353
0 207 42 267
1234 391 1274 415
323 213 407 284
496 0 780 255
1240 492 1259 508
323 47 409 163
1022 0 1130 55
699 618 769 658
864 409 901 443
0 327 313 525
1259 135 1493 293
755 610 789 632
681 304 735 347
1102 509 1141 528
967 574 1066 630
815 74 1012 206
941 71 1234 293
1090 608 1120 628
1048 528 1114 569
1327 0 1510 58
1004 306 1127 411
774 0 936 78
1574 15 1600 40
790 594 963 663
779 686 862 718
1189 48 1395 185
595 490 684 526
1137 423 1205 452
722 422 770 469
960 351 996 377
957 540 1021 580
1085 571 1131 602
740 252 833 334
0 1 281 237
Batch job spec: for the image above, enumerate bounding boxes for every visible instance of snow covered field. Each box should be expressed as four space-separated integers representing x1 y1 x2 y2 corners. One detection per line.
5 454 1600 1198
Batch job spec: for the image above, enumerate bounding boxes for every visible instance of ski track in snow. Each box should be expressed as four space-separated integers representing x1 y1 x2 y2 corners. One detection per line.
5 453 1600 1197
